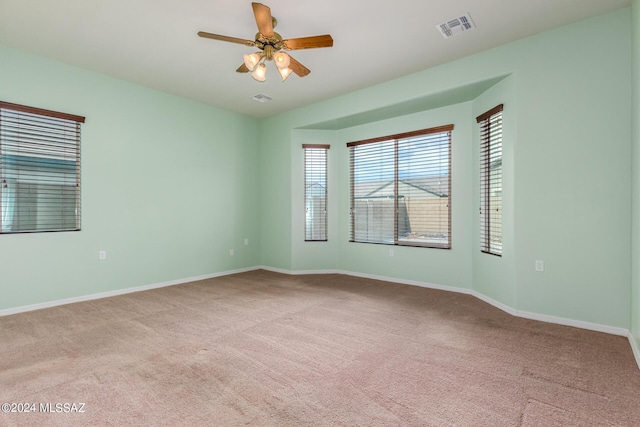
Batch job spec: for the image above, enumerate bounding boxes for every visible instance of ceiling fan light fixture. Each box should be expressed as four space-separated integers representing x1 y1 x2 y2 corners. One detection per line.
278 66 292 81
273 51 290 69
251 62 267 82
198 3 333 82
243 53 261 71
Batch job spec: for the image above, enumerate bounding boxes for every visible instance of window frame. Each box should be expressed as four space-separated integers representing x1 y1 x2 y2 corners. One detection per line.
303 144 329 242
347 124 453 249
477 104 503 256
0 101 85 234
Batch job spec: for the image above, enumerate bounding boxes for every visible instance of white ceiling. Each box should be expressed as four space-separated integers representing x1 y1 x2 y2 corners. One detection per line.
0 0 631 119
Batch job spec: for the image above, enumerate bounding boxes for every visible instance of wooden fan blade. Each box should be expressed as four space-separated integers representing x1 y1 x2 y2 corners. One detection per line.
283 35 333 50
198 32 255 46
252 2 274 37
236 63 250 73
288 55 311 77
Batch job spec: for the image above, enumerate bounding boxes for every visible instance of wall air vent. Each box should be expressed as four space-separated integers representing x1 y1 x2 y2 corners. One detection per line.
437 13 475 39
252 93 273 103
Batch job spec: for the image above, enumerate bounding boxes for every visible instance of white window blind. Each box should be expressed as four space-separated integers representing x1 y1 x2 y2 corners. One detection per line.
477 104 503 256
347 125 453 249
303 144 329 241
0 101 84 233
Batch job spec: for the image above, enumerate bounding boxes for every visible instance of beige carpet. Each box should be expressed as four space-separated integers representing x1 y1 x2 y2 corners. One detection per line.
1 270 639 426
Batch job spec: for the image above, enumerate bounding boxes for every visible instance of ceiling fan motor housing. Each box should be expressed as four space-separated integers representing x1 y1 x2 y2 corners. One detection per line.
255 32 283 58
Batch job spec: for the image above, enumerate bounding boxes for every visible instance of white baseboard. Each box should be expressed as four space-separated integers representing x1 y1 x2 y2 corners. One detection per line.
259 266 341 276
630 333 640 370
258 265 292 275
0 266 259 317
340 269 471 295
469 290 518 316
513 309 629 337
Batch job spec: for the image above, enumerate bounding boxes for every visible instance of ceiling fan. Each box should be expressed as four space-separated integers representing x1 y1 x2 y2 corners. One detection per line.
198 2 333 82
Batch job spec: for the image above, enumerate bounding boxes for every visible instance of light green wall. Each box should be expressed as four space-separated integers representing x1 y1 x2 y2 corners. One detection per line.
257 116 293 270
260 8 633 329
631 0 640 344
472 76 517 307
510 13 631 327
0 46 259 311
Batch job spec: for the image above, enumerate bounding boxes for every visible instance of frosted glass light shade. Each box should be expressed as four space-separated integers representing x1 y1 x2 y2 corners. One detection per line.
243 53 261 71
251 63 267 82
278 66 292 81
273 51 290 69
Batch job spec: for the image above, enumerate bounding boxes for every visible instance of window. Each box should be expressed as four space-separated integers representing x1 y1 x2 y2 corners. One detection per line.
303 144 329 241
0 101 84 233
477 104 503 256
347 125 453 249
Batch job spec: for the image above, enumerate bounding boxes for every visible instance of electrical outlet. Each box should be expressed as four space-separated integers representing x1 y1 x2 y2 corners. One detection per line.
244 239 249 246
229 249 234 256
99 251 106 260
535 260 544 272
389 249 394 257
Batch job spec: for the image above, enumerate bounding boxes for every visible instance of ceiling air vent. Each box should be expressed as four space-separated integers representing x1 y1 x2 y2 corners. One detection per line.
437 13 475 39
252 94 273 103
